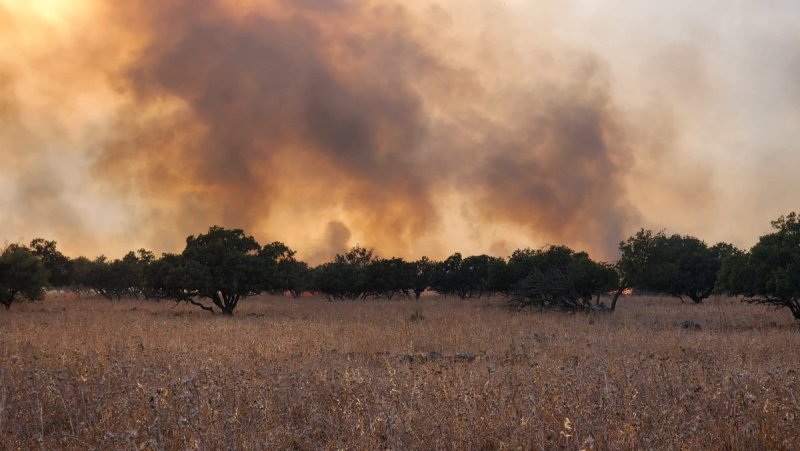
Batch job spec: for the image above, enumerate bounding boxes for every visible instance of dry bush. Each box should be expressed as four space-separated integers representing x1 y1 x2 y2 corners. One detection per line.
1 293 799 449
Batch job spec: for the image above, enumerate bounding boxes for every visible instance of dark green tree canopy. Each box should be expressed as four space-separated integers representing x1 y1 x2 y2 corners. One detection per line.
612 229 734 308
410 257 435 300
310 261 365 301
363 257 416 299
281 259 310 298
430 253 506 299
717 212 800 320
79 250 153 300
335 245 374 268
176 226 265 314
0 244 48 310
615 230 671 293
430 253 466 298
7 220 786 319
508 245 617 311
652 235 735 304
259 241 304 295
312 246 375 300
29 238 72 288
68 256 94 294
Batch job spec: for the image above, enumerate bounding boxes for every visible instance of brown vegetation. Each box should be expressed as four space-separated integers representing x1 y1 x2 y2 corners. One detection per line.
1 294 799 449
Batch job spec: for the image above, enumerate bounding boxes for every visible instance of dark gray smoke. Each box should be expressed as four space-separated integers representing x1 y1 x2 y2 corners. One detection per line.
90 0 640 260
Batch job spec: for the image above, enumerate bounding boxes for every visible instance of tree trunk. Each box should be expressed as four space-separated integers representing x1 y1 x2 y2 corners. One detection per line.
610 287 625 311
3 290 19 310
790 300 800 320
187 299 215 314
221 293 238 315
689 294 703 304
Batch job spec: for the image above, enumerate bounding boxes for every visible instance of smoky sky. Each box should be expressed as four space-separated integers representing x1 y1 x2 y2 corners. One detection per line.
86 0 635 261
2 0 798 262
92 0 448 260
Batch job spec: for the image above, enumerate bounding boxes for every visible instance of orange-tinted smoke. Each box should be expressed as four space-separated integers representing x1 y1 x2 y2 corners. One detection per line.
1 0 660 262
87 0 639 261
93 0 449 259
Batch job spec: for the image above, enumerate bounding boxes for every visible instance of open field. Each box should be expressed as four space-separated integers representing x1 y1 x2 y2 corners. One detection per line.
1 294 799 450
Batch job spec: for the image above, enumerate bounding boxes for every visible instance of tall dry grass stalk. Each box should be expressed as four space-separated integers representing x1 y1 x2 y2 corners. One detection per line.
1 293 798 449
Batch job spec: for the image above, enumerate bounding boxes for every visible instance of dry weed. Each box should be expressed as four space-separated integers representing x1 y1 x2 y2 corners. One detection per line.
0 294 798 449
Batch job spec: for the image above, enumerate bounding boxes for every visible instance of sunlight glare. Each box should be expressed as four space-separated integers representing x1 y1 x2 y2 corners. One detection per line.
0 0 86 23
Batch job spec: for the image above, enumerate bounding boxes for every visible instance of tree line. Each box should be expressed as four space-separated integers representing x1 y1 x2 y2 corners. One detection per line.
1 213 799 320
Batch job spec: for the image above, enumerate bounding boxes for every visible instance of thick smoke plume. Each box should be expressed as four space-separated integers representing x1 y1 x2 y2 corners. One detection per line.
6 0 800 261
6 0 703 262
95 0 451 260
84 0 637 261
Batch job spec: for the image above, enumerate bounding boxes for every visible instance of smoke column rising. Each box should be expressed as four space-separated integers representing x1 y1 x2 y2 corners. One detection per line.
1 0 798 261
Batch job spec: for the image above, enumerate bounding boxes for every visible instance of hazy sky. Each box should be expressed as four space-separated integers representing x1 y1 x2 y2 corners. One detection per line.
1 0 798 262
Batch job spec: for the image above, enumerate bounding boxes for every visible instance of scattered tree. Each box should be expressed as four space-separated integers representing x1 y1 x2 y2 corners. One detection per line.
336 245 374 268
612 230 737 308
430 253 505 299
145 253 214 312
717 212 800 320
430 253 468 298
611 230 670 310
29 238 72 289
173 226 265 315
283 260 311 298
364 257 415 299
410 257 435 299
508 246 616 311
654 236 737 304
67 256 94 295
0 244 48 310
260 241 302 295
7 218 794 321
310 261 364 301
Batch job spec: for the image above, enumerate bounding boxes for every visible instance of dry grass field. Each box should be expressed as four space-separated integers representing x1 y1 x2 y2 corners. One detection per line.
1 293 799 450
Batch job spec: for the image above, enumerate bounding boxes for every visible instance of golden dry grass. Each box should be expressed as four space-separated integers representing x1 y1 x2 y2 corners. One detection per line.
1 293 799 450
